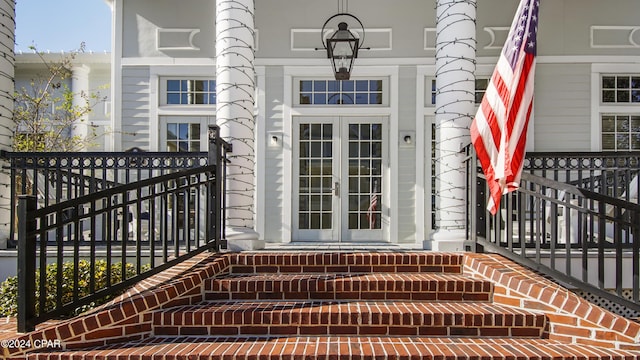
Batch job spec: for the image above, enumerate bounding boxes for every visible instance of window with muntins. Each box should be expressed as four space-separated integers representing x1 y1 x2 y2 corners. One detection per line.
602 75 640 103
166 122 201 152
299 80 384 105
601 114 640 151
600 75 640 151
166 79 216 105
428 78 488 105
475 79 489 104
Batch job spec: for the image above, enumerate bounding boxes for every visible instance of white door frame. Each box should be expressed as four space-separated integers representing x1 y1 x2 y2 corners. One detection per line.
282 66 400 244
291 116 390 242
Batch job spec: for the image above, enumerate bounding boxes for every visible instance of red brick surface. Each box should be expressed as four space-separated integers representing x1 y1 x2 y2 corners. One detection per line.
2 251 640 360
23 336 640 360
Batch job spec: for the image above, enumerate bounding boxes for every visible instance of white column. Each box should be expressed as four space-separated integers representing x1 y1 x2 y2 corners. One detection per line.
427 0 476 251
215 0 263 250
0 0 14 248
71 65 91 148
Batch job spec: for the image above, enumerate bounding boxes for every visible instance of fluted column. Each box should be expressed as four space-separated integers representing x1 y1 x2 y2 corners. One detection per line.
428 0 477 251
215 0 263 250
0 0 14 248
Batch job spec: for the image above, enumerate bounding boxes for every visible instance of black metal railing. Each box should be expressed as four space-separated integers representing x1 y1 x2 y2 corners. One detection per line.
466 148 640 314
5 150 210 248
524 152 639 201
16 127 231 332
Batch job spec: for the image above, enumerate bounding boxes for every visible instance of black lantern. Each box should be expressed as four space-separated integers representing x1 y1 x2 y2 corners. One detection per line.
321 13 365 81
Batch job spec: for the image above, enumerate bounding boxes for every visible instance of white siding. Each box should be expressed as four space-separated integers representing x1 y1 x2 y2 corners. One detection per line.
121 67 151 150
533 63 591 151
263 67 286 242
396 67 417 243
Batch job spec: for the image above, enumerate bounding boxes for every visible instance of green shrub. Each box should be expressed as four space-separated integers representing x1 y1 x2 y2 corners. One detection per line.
0 260 149 317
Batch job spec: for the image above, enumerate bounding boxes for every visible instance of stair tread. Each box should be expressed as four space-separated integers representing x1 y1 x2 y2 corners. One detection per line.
155 300 544 324
211 272 482 281
206 272 491 289
30 336 640 359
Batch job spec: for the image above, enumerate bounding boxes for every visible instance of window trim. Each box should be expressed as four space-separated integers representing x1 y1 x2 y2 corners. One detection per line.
293 77 389 107
159 77 217 107
591 64 640 151
159 116 212 152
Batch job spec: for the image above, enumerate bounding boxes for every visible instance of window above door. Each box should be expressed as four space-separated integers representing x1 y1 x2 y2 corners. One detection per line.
294 78 389 106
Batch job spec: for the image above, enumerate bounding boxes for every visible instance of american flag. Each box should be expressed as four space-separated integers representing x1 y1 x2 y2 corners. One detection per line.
470 0 539 215
367 180 378 229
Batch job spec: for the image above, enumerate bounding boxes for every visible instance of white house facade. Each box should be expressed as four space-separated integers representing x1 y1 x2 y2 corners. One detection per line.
96 0 639 250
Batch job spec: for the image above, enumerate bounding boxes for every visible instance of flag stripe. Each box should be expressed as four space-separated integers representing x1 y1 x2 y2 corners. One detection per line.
471 0 539 215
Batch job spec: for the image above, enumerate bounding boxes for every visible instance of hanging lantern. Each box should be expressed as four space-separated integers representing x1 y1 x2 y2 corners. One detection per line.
321 13 365 80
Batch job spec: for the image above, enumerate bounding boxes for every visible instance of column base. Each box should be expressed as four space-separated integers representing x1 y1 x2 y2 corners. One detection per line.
423 229 470 252
226 227 265 251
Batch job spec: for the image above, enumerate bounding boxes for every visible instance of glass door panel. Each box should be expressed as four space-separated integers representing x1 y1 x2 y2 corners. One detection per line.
293 117 386 242
342 120 384 241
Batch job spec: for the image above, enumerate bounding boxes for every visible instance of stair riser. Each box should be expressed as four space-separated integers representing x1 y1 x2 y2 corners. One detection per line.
204 291 491 301
153 310 544 327
228 253 464 275
153 325 544 337
230 265 462 274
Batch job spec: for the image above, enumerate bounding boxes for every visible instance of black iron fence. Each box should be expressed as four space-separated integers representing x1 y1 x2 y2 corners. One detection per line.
466 148 640 315
15 127 231 332
524 152 639 201
5 150 210 247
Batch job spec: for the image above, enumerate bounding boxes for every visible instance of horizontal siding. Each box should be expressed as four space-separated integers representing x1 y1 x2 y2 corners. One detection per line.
263 67 285 242
533 63 591 151
396 68 417 243
397 148 416 243
121 67 151 151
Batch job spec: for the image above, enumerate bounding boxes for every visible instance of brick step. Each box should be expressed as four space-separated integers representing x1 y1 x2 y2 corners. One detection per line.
29 337 640 359
204 273 492 301
152 301 546 337
228 252 463 274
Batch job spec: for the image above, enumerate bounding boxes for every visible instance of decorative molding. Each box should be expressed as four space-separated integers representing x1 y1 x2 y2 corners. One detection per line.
291 28 392 51
156 28 201 51
483 27 510 50
424 28 436 50
591 26 640 49
291 29 326 51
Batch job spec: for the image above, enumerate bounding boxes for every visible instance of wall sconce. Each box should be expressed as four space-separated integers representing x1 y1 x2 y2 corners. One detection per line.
399 131 415 148
268 132 282 147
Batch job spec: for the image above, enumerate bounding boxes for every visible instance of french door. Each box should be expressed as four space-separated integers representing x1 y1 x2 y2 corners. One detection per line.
293 116 387 242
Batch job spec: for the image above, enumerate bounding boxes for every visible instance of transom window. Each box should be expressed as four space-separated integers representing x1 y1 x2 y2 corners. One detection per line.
602 75 640 103
601 115 640 151
166 79 216 105
299 80 383 105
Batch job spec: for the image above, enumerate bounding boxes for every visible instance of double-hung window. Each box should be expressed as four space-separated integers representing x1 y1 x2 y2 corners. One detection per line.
160 78 216 152
600 75 640 151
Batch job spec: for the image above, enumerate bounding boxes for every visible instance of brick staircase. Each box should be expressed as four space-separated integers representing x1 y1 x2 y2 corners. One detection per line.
5 252 640 359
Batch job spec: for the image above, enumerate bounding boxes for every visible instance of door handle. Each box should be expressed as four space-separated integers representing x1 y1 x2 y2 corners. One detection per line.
333 182 340 196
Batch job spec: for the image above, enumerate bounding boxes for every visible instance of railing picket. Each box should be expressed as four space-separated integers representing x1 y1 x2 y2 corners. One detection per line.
598 201 606 291
56 210 64 310
633 210 639 303
73 204 81 303
136 187 142 275
17 195 36 332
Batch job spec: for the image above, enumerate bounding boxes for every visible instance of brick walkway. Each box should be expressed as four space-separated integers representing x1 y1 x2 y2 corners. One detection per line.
4 252 640 359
